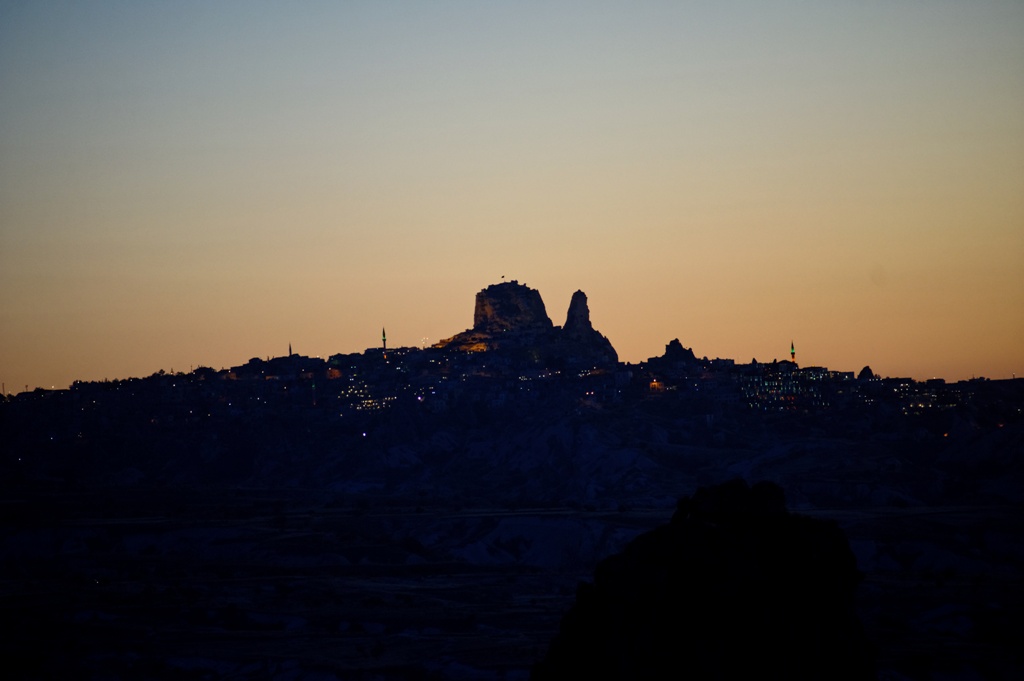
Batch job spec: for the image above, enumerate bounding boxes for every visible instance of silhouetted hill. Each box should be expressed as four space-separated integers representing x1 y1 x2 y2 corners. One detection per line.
533 479 875 680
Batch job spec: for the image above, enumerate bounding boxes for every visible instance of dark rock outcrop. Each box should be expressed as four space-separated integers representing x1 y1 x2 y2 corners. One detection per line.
647 337 697 365
557 290 617 365
663 338 696 362
473 281 553 333
436 281 555 355
532 480 875 680
562 290 592 335
436 282 617 367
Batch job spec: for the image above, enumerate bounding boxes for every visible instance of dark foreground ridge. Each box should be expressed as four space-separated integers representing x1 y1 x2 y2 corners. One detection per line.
533 480 874 679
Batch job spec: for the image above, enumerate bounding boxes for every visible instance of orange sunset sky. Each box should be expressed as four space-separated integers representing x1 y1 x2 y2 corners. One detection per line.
2 1 1022 392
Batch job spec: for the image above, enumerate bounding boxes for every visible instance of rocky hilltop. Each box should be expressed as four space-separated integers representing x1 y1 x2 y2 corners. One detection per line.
436 281 617 367
473 281 553 333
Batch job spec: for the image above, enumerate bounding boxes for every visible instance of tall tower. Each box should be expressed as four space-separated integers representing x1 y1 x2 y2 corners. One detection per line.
288 343 293 357
790 340 795 362
382 327 387 360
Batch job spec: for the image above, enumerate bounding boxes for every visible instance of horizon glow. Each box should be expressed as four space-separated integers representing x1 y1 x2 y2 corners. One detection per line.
2 1 1022 392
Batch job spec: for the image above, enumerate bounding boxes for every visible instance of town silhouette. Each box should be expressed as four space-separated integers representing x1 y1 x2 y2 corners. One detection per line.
2 282 1022 679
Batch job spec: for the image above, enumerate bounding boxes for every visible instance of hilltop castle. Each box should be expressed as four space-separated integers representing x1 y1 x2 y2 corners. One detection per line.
434 281 617 368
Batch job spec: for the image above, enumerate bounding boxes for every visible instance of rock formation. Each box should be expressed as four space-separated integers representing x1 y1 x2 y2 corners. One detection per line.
663 338 696 362
644 338 699 374
473 281 553 333
435 281 617 368
562 290 592 335
435 281 554 355
557 290 618 365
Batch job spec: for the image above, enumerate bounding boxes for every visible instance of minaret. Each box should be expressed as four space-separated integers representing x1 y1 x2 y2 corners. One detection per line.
790 340 795 362
382 327 387 360
288 343 293 357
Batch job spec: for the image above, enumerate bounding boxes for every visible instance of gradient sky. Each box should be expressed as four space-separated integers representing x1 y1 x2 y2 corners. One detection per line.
2 1 1022 392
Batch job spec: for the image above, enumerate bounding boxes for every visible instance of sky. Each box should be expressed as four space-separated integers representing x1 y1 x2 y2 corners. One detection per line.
2 1 1022 392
